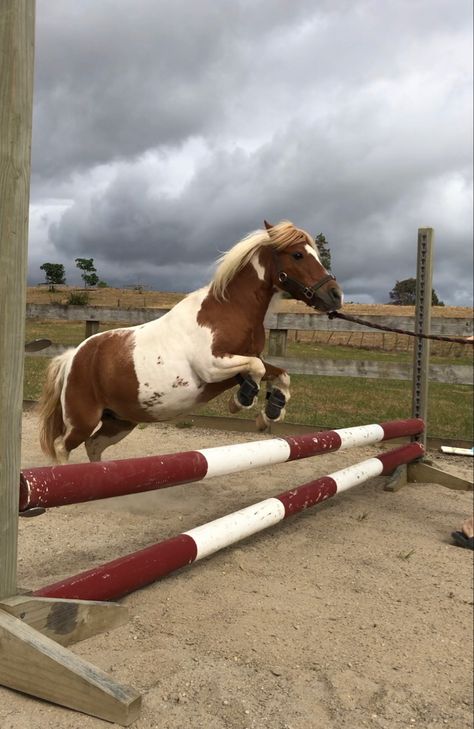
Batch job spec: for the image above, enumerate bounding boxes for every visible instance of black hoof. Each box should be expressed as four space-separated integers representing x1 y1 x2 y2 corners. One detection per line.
451 531 474 550
265 388 286 420
235 374 259 407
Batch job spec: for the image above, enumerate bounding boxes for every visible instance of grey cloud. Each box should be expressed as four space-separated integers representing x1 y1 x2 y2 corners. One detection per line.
33 0 316 178
46 115 472 302
30 0 473 305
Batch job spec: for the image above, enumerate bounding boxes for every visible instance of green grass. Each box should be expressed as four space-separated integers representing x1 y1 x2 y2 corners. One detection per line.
282 340 473 366
197 374 473 440
25 357 473 440
25 320 128 347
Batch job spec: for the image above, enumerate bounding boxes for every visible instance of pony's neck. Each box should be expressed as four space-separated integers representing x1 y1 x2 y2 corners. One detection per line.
219 248 275 317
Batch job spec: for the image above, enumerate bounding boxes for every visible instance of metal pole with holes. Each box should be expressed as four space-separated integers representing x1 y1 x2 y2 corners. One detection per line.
411 228 434 451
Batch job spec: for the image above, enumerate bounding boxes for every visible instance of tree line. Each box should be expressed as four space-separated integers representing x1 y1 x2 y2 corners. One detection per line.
40 258 107 291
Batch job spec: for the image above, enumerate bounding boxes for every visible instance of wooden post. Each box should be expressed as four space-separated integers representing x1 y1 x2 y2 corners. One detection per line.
411 228 434 452
85 319 100 338
268 328 288 357
0 4 143 723
0 0 35 599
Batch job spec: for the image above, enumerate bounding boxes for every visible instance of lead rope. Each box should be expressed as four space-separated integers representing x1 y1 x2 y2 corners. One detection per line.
327 310 474 345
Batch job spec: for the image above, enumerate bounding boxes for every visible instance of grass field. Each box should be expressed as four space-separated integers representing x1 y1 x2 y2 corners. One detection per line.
198 375 473 440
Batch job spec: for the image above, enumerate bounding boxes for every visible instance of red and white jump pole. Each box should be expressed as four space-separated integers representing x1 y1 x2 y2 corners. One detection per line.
20 418 423 512
33 441 424 602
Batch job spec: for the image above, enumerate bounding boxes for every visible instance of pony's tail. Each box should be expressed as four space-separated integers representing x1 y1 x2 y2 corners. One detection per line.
37 350 74 461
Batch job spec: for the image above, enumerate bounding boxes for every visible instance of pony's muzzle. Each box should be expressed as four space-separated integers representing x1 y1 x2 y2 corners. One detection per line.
326 282 343 309
313 280 343 310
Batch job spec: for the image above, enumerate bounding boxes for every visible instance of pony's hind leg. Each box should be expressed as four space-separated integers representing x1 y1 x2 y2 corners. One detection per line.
85 412 137 462
60 412 103 463
50 406 102 464
54 416 101 464
58 401 104 463
53 435 71 465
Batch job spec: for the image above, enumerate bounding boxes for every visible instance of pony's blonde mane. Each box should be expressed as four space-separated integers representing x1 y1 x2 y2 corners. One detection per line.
210 220 316 300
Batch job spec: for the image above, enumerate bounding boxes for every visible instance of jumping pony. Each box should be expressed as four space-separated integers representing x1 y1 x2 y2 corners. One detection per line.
38 220 343 463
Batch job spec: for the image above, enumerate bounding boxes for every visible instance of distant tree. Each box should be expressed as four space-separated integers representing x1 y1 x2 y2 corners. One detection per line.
315 233 331 271
431 289 444 306
75 257 100 288
389 278 444 306
40 262 66 291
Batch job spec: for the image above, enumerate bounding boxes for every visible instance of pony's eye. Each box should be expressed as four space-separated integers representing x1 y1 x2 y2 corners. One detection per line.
292 251 304 260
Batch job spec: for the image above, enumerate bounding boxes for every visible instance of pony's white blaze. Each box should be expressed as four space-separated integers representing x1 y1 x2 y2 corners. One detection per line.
336 424 385 449
199 439 291 479
251 253 266 282
305 243 320 262
184 498 286 560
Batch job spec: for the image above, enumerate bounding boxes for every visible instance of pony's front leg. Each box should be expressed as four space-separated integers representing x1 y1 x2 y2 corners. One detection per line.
255 361 291 431
200 355 266 413
229 372 260 413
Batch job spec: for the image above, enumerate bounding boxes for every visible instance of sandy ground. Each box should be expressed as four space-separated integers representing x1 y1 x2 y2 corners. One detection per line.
1 411 473 729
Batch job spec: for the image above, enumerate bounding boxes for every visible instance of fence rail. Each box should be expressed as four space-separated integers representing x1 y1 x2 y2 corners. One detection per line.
26 303 167 324
26 304 474 385
266 356 473 385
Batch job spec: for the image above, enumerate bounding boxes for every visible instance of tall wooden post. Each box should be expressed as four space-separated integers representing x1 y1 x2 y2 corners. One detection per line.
0 0 35 599
411 228 434 452
0 5 142 722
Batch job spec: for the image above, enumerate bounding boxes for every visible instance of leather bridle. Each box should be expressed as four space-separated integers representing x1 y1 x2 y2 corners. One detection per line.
277 270 335 302
273 250 336 303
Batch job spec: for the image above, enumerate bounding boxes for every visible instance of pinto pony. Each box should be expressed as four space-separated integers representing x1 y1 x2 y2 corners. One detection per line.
38 220 343 463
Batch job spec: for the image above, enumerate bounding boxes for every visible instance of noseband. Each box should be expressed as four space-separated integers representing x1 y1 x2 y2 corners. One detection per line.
277 270 335 302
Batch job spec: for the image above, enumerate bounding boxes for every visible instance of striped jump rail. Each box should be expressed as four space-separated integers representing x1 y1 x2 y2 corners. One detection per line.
20 418 424 513
33 441 424 601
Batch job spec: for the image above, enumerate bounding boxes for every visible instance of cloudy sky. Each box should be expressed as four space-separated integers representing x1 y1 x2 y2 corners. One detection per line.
29 0 473 304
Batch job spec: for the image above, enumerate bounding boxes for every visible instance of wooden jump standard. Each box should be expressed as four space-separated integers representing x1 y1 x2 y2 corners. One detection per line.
2 3 138 727
32 441 424 602
19 418 424 512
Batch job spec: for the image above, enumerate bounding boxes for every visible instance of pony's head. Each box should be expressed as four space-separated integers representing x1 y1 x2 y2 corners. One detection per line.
263 220 343 311
211 219 343 311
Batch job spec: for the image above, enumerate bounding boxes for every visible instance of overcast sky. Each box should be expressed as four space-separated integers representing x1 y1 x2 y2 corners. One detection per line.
29 0 473 304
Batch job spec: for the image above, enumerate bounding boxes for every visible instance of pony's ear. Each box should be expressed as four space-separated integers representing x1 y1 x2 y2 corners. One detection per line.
264 220 274 230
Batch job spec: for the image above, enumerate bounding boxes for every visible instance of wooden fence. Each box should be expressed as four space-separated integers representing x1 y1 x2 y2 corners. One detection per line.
26 304 473 385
